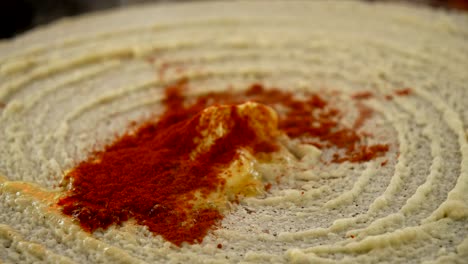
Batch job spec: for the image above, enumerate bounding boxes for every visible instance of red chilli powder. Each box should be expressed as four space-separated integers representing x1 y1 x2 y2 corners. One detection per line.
58 82 390 246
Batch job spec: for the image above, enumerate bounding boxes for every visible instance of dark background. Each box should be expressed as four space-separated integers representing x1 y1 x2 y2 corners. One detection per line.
1 0 467 39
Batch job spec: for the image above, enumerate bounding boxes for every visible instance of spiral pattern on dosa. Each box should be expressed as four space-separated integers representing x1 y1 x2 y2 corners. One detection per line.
0 1 467 263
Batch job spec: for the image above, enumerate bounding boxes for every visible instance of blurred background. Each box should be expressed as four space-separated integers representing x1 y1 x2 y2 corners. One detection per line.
1 0 467 39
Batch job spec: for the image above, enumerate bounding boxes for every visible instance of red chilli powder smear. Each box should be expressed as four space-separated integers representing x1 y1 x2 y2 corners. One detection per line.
58 82 390 246
394 88 412 96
